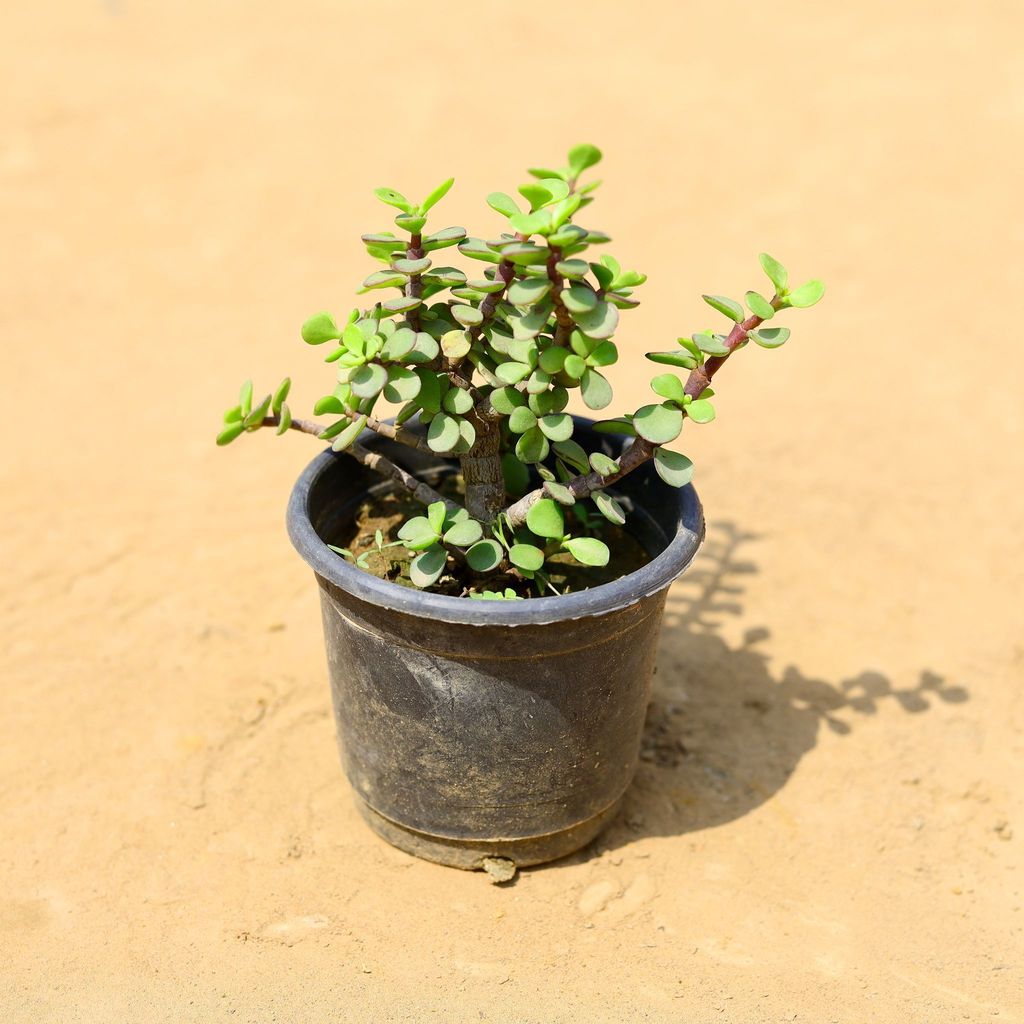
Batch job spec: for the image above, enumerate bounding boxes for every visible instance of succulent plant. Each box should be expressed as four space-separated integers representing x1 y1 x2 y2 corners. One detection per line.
217 145 823 597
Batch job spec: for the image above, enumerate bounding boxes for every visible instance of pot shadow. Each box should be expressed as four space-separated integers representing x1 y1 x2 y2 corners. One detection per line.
591 520 970 852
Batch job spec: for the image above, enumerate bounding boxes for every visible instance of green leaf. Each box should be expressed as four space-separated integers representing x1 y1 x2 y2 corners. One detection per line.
651 373 686 405
750 326 791 349
563 537 610 567
313 394 345 416
685 398 716 424
423 226 467 250
442 387 474 415
509 304 551 340
759 252 788 293
331 414 367 452
362 270 406 290
361 232 405 252
490 386 525 415
508 406 538 434
653 448 694 487
786 279 825 307
574 301 619 340
458 237 502 264
515 426 550 464
398 515 440 551
443 518 483 547
509 543 545 572
216 422 245 446
374 187 413 213
317 417 349 440
421 177 454 212
392 256 431 275
342 322 366 357
568 143 602 177
409 545 448 588
545 482 575 505
587 341 618 367
380 326 417 361
271 378 291 414
532 386 569 416
553 439 589 473
563 353 586 380
508 210 552 236
243 394 272 428
555 259 589 280
350 363 388 399
382 295 422 314
589 452 619 476
563 284 598 315
427 413 461 453
425 266 467 287
407 332 440 363
538 347 567 374
223 405 243 424
702 294 744 322
645 350 698 370
383 365 422 403
487 192 520 218
593 417 636 437
276 404 292 435
507 278 552 307
427 501 447 535
694 331 730 356
395 213 427 234
518 178 570 211
451 304 483 327
501 242 549 266
527 166 565 181
495 361 532 385
579 368 613 410
633 403 683 443
440 329 472 361
745 290 775 319
301 312 340 345
593 491 626 526
527 498 565 540
413 368 442 412
538 413 573 442
466 539 504 572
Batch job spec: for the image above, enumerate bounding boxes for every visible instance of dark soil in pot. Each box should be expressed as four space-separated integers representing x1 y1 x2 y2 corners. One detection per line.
287 417 704 872
332 475 653 598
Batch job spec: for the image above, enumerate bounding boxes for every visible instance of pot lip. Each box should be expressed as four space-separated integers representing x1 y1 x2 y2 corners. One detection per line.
286 428 704 627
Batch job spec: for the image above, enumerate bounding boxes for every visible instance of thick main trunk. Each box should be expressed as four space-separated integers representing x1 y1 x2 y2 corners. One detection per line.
461 415 505 522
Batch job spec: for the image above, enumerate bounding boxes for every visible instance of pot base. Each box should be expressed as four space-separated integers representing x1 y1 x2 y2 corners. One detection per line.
355 794 624 871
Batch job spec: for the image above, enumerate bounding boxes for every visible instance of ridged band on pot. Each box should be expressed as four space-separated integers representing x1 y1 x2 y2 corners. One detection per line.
287 418 704 869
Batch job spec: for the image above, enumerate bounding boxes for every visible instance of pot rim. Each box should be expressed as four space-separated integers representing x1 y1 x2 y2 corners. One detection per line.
286 427 704 627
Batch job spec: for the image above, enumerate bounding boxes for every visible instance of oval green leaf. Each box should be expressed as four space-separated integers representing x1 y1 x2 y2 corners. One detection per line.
562 537 610 567
633 403 683 443
526 498 565 540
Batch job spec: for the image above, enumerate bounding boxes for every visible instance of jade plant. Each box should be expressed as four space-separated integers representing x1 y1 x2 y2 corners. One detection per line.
217 145 823 598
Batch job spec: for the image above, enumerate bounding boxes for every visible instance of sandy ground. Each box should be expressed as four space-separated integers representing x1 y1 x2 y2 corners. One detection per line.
2 2 1022 1021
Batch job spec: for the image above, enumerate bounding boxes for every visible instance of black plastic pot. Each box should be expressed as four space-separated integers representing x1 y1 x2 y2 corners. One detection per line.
287 418 703 870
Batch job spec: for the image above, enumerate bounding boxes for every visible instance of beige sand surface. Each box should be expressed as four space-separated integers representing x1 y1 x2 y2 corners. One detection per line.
2 2 1022 1021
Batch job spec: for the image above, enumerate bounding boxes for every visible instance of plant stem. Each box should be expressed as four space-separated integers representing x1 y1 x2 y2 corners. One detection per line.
405 233 424 331
502 303 775 528
259 415 458 514
545 245 574 347
460 413 505 522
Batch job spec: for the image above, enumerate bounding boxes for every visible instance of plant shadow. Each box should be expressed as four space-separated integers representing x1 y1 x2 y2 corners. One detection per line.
590 520 970 851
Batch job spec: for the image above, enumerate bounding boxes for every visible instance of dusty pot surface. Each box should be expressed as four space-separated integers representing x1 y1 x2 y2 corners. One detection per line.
287 418 704 870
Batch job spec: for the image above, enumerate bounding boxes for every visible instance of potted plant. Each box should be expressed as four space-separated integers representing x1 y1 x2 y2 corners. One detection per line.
217 144 824 877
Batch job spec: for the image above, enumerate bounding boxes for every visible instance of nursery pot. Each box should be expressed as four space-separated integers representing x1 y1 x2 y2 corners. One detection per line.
286 418 704 870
